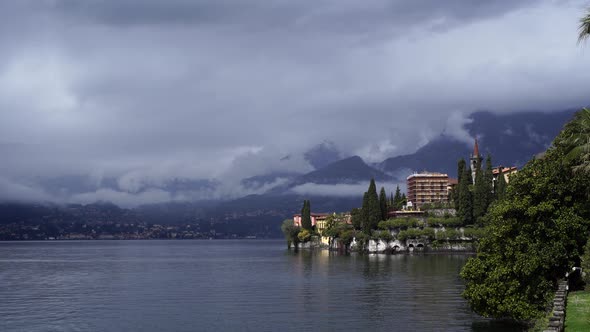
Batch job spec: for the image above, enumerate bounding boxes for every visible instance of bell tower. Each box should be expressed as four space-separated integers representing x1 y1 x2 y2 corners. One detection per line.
470 138 481 184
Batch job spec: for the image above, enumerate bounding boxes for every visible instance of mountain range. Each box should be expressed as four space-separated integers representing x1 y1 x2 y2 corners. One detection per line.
0 109 579 234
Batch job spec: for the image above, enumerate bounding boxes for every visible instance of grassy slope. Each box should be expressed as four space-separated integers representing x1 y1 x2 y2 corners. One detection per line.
565 291 590 331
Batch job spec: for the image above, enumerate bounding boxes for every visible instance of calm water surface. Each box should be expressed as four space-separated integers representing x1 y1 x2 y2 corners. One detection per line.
0 240 523 331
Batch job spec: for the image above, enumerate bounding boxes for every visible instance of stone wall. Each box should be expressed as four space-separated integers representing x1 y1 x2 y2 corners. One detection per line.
543 280 567 332
350 238 474 253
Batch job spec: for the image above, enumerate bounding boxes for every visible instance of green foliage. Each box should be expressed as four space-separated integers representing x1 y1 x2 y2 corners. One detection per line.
297 229 311 243
379 187 388 221
378 218 423 230
436 228 461 240
579 9 590 44
361 178 381 234
354 232 370 251
454 159 466 207
350 208 362 230
555 108 590 173
393 186 403 210
426 217 462 227
457 165 474 225
338 229 355 247
462 227 487 240
374 230 393 242
398 227 435 241
471 155 494 224
473 165 488 222
281 219 301 248
300 200 312 231
582 238 590 285
461 133 590 320
495 171 507 200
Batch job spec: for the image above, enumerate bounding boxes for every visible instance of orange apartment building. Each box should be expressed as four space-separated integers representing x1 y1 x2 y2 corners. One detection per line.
406 172 451 208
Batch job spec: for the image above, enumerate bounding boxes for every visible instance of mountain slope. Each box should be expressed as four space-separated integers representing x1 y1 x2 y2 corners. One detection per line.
295 156 391 185
380 109 577 179
304 140 343 169
379 135 469 177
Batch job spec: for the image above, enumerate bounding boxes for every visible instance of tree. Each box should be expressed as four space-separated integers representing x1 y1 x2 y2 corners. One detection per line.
361 179 381 234
457 166 473 225
483 155 494 207
473 155 493 223
579 8 590 43
360 192 369 231
379 187 388 221
454 159 467 208
297 229 311 242
495 171 507 200
389 192 394 208
350 207 362 230
393 186 403 210
461 116 590 321
281 219 300 249
301 200 312 231
401 193 407 206
556 108 590 173
582 238 590 285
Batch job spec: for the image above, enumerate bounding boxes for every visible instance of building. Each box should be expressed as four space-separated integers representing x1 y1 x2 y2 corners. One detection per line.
492 166 518 184
406 172 450 208
293 212 351 246
293 213 329 228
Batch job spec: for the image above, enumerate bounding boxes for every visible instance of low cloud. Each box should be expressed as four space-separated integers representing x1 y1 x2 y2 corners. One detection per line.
1 0 590 205
0 177 54 203
291 181 405 197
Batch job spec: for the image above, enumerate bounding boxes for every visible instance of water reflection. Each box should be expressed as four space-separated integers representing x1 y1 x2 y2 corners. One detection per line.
0 241 526 332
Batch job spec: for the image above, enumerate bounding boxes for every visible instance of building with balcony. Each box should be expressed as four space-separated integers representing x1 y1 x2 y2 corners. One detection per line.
406 172 450 208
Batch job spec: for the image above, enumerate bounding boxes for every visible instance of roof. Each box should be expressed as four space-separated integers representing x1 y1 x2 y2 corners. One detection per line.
448 178 458 185
492 166 518 175
407 172 448 180
473 138 480 157
293 213 330 217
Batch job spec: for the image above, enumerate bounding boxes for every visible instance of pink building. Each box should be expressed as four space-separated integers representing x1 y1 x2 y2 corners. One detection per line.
293 213 329 227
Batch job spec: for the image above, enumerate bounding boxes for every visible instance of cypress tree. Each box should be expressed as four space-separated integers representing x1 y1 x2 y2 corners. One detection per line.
472 165 487 221
363 178 381 233
454 159 466 207
301 200 312 231
361 192 370 233
389 192 394 208
401 193 407 206
393 185 403 210
351 207 362 230
379 187 388 221
457 166 473 225
484 155 494 207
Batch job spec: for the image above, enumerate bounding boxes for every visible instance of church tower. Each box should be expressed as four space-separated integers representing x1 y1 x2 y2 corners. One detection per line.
470 138 481 184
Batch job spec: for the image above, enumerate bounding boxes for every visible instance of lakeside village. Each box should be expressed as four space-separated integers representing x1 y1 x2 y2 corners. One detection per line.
282 139 517 253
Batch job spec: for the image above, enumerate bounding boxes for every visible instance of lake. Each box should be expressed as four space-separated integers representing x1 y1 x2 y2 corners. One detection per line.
0 240 523 331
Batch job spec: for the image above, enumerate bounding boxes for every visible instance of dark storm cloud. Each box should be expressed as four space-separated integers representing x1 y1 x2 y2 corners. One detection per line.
1 0 589 205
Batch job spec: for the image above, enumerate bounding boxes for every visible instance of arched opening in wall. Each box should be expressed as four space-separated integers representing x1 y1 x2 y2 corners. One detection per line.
408 244 415 248
393 245 400 252
417 243 424 248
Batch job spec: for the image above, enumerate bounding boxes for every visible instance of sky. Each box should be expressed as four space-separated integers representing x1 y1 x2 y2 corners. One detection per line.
1 0 590 205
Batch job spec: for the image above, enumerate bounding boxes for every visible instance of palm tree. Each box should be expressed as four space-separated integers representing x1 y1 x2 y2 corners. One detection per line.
560 108 590 173
579 8 590 43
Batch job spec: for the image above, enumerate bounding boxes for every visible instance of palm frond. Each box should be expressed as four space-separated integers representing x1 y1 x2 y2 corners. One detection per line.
579 9 590 44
